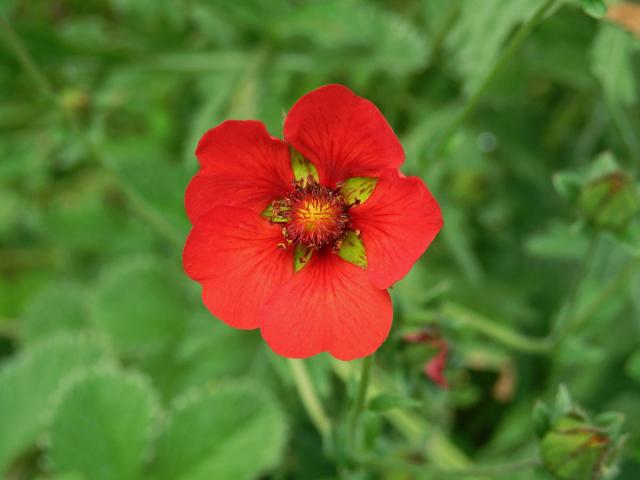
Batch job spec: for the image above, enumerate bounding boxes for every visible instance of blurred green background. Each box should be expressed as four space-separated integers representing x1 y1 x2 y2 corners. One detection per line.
1 0 639 479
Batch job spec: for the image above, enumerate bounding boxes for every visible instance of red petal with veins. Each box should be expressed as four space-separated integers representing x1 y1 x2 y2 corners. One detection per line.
186 120 294 223
283 84 404 187
183 206 294 329
350 169 443 289
260 253 392 360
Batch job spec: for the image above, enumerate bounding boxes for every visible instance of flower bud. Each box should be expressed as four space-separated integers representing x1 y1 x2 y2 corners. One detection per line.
579 171 639 231
540 414 618 480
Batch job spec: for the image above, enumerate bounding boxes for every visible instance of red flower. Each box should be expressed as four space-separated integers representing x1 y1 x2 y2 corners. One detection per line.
183 85 443 360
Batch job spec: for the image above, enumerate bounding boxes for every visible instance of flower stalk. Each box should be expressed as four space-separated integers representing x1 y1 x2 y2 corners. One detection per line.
347 354 374 453
287 359 332 439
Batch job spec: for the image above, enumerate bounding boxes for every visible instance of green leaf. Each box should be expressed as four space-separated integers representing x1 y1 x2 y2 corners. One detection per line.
591 23 637 106
272 0 426 75
150 384 286 480
552 171 584 203
338 231 367 268
144 313 263 399
368 394 422 412
49 369 160 480
626 349 640 384
290 147 318 185
294 244 313 272
533 401 552 438
90 257 189 355
339 177 377 206
22 282 88 344
580 0 607 18
0 334 112 474
446 0 544 94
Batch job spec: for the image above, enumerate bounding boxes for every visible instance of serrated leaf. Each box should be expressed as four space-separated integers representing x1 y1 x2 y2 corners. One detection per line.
339 177 377 206
49 369 159 480
150 384 286 480
0 334 112 474
145 313 263 399
338 231 367 268
90 258 189 355
22 282 88 344
591 24 637 106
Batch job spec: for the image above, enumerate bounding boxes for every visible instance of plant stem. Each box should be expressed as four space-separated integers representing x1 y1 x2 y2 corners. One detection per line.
553 258 639 340
550 232 599 336
347 354 374 452
0 15 183 248
359 455 540 477
440 302 553 354
287 359 332 439
427 0 561 161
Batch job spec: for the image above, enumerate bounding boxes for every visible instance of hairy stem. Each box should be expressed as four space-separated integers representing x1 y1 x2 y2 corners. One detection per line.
347 354 374 452
287 359 332 439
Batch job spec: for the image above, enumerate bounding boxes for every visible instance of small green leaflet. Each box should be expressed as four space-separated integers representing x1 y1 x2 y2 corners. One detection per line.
339 177 377 206
338 231 367 268
291 147 319 185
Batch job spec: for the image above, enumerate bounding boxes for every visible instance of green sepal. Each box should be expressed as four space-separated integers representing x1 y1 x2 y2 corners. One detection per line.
291 147 319 185
339 177 378 206
338 231 367 268
294 244 313 272
262 205 288 223
580 0 607 18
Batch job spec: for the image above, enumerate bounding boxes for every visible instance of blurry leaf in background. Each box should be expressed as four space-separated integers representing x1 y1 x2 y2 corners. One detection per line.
446 0 544 94
150 384 286 480
579 0 607 18
143 313 263 400
90 257 190 355
591 23 638 107
271 0 427 77
21 282 89 344
0 334 112 474
49 369 160 480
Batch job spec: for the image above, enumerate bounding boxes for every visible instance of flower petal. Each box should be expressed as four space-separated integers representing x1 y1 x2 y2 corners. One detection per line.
283 84 404 187
350 170 443 289
260 253 392 360
183 206 294 329
186 120 294 223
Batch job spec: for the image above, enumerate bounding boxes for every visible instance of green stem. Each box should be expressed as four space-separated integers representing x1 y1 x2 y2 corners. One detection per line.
554 258 639 340
427 0 561 161
359 455 540 477
550 233 599 336
438 251 639 355
0 15 55 99
287 359 332 439
347 354 374 452
439 302 553 354
0 15 183 248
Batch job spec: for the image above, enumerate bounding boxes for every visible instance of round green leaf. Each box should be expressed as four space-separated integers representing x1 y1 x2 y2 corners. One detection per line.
151 384 287 480
49 369 160 480
90 258 189 354
0 334 112 474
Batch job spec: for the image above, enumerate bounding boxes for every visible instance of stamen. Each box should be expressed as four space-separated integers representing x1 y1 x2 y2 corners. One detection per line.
270 178 350 250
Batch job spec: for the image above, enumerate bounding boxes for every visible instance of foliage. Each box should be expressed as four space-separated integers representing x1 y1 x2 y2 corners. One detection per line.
1 0 639 479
